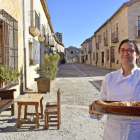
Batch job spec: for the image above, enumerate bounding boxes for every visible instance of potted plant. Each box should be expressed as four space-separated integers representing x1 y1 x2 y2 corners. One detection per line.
0 65 20 88
35 53 60 93
30 59 33 65
0 65 7 88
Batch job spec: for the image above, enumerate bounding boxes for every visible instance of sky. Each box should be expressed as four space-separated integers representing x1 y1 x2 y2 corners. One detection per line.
46 0 128 48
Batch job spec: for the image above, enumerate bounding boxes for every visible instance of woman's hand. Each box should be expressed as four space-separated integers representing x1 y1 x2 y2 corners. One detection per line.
89 101 96 114
89 101 102 116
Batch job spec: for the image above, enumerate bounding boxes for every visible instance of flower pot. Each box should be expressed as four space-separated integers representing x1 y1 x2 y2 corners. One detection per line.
0 81 5 88
38 36 45 42
35 77 50 93
30 61 33 65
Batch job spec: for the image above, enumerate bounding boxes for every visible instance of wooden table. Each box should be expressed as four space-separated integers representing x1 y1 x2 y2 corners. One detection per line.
16 93 44 128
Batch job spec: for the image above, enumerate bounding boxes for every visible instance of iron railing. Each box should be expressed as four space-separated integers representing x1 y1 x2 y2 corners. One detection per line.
111 31 119 43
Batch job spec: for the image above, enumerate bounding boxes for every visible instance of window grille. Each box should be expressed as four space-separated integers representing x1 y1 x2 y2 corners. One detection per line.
0 9 18 89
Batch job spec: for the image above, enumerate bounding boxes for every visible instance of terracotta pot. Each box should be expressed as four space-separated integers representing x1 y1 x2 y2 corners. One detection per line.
0 81 5 88
35 77 50 93
30 61 33 65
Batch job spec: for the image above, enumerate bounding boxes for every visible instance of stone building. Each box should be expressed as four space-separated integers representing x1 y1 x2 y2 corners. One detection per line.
55 32 62 43
80 0 140 70
79 38 92 65
0 0 64 97
65 46 81 62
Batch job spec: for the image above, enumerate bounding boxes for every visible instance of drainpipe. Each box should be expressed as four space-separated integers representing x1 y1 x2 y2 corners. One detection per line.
95 34 97 66
23 0 27 90
109 20 112 69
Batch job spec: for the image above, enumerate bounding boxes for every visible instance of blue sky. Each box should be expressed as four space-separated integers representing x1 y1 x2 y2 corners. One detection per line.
46 0 128 48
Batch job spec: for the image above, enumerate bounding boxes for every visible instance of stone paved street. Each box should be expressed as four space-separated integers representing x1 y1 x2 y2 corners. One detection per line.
0 63 113 140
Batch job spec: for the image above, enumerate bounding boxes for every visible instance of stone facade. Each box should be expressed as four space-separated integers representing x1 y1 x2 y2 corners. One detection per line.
55 32 62 43
65 46 81 62
0 0 64 97
80 0 140 70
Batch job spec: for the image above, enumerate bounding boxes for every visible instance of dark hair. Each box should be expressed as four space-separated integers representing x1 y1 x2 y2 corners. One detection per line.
118 39 140 55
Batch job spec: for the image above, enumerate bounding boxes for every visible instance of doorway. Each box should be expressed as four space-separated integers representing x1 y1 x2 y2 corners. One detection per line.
101 52 104 66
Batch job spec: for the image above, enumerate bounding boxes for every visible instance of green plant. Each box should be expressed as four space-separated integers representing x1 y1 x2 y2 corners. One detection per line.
35 53 60 80
0 65 20 82
0 65 7 82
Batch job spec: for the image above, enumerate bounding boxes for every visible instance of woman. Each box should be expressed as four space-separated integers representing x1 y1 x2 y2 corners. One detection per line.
89 39 140 140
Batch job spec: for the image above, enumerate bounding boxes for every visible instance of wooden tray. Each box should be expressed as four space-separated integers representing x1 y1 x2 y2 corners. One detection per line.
89 101 140 118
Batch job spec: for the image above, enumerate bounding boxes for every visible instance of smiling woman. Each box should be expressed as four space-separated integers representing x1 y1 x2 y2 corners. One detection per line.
118 39 140 76
89 39 140 140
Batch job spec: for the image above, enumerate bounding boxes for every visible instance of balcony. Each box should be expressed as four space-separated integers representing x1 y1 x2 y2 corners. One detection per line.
88 50 92 54
38 24 45 42
88 44 92 53
45 34 49 46
111 31 119 43
135 26 140 38
49 36 54 47
29 11 40 37
96 43 99 49
104 37 108 46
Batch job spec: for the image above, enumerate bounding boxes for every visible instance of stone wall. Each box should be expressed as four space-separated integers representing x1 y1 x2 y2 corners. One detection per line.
0 0 23 97
65 46 81 62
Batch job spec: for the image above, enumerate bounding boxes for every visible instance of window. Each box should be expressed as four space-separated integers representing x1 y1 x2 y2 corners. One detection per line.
111 47 115 62
71 51 73 54
93 52 95 60
106 30 108 37
98 35 101 42
138 16 140 37
96 53 98 61
0 9 18 88
86 54 88 60
106 49 109 61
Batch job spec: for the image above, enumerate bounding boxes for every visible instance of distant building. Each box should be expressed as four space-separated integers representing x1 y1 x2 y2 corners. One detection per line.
55 32 62 43
65 46 81 62
80 0 140 70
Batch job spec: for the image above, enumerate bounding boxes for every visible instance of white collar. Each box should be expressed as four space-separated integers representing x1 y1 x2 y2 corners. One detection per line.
120 65 138 75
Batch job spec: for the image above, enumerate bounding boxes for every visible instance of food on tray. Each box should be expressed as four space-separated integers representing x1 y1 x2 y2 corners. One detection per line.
96 100 140 107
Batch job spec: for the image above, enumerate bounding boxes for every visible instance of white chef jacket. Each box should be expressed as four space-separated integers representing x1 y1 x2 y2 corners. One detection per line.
90 65 140 140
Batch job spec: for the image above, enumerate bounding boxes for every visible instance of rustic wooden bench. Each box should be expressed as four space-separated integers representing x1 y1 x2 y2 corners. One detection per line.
0 89 16 116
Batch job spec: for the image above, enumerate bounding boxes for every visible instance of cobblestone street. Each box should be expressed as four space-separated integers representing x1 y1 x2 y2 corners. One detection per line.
0 63 113 140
